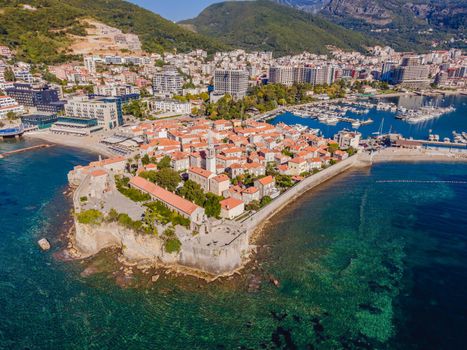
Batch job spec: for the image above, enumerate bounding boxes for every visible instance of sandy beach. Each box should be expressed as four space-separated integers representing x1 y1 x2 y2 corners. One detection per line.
25 131 114 157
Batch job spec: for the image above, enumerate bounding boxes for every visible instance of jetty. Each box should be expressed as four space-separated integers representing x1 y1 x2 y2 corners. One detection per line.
0 144 54 159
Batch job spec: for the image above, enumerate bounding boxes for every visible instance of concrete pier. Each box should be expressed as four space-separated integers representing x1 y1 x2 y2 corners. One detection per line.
0 144 53 158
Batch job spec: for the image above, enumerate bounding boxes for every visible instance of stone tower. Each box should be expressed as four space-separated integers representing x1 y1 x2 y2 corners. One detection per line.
206 130 216 174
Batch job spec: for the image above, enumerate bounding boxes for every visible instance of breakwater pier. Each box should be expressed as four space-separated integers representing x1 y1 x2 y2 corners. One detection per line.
0 144 53 159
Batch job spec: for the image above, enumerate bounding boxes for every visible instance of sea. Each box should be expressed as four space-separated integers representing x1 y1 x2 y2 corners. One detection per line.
0 96 466 349
270 94 467 140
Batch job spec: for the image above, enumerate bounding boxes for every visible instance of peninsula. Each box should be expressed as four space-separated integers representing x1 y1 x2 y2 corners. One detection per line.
64 116 467 278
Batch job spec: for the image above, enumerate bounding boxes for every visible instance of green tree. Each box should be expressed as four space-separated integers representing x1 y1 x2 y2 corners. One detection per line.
246 200 261 211
140 87 151 98
204 193 221 218
4 68 15 82
77 209 103 225
107 208 119 222
178 180 205 206
140 169 180 192
275 175 294 188
141 154 150 166
122 100 147 120
260 196 272 207
328 143 339 155
162 226 182 253
164 237 182 253
157 156 172 169
346 147 357 156
6 111 17 121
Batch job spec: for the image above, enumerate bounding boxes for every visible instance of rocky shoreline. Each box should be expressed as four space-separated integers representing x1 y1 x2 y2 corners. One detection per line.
58 148 467 286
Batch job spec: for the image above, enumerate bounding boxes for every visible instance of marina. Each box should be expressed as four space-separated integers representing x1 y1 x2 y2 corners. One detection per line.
270 94 467 141
395 105 456 123
288 100 377 127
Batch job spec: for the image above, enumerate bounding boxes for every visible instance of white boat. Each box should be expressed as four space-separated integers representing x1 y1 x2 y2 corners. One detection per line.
325 117 339 124
351 121 361 128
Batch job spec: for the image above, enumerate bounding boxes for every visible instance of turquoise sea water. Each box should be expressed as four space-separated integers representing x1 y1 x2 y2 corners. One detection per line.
271 95 467 139
1 139 467 349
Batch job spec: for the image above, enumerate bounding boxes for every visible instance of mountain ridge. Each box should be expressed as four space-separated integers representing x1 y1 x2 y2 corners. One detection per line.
0 0 227 64
182 0 374 57
273 0 466 51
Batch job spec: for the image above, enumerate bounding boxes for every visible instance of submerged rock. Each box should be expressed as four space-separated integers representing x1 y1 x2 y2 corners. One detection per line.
80 266 99 277
247 274 262 293
151 274 160 283
38 238 51 251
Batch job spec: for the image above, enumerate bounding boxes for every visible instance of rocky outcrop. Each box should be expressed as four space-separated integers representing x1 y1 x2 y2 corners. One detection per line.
73 221 250 276
323 0 395 25
321 0 466 28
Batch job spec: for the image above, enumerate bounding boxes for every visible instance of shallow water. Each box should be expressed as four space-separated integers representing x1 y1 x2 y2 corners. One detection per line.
1 139 467 349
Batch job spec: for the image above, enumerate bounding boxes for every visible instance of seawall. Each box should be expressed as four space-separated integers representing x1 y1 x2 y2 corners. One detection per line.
242 154 368 237
70 147 465 277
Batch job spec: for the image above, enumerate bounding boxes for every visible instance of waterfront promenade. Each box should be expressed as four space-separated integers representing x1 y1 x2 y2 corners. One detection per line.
372 147 467 163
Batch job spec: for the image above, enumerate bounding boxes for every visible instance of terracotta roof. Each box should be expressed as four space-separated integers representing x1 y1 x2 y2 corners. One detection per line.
212 174 229 182
244 162 264 169
130 176 199 215
257 175 274 186
189 166 213 178
243 187 258 194
220 197 244 210
289 157 306 164
89 156 126 167
229 163 243 169
90 169 107 177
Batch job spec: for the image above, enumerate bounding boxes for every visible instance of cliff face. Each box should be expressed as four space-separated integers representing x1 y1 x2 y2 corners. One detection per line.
273 0 466 51
73 221 250 275
321 0 467 28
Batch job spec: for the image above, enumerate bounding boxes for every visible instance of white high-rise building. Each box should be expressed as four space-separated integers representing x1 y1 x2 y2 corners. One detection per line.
153 67 183 98
269 67 294 86
0 96 24 119
214 69 249 100
84 56 96 74
64 96 122 130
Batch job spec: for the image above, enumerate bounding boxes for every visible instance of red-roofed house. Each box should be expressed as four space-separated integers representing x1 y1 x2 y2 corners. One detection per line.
254 176 276 198
227 163 244 178
288 157 308 176
188 167 214 192
209 174 230 196
307 158 322 170
171 151 190 171
334 150 349 161
220 197 245 219
89 156 126 174
241 186 260 204
243 162 266 177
